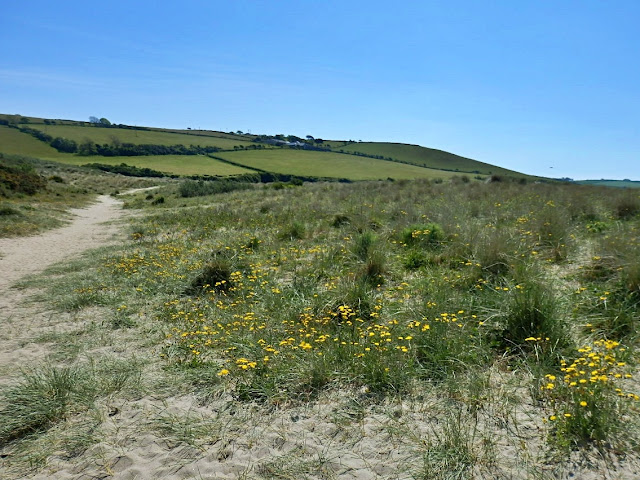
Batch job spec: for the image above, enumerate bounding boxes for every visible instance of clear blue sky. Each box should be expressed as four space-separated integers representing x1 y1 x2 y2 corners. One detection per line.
2 1 639 180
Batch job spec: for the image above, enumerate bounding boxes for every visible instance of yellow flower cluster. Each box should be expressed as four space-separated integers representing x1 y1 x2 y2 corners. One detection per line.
542 339 638 428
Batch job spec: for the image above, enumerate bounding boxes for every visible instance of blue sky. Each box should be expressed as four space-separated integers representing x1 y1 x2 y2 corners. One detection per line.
1 1 639 180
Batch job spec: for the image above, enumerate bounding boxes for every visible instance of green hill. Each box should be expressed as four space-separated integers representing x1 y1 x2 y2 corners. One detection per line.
0 113 537 181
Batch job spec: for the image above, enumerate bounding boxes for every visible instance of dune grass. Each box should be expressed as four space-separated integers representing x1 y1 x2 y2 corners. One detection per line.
3 174 640 477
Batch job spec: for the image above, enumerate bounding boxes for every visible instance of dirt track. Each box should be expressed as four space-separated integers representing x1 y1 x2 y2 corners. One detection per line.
0 195 125 296
0 194 129 387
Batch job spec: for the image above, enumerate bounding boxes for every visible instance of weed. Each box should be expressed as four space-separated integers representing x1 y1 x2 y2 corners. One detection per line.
418 408 477 480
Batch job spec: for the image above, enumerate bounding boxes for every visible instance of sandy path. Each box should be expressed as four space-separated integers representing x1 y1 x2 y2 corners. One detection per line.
0 195 130 385
0 195 125 294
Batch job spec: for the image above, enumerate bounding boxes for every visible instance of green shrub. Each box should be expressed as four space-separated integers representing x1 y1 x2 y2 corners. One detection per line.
0 156 47 196
403 250 428 270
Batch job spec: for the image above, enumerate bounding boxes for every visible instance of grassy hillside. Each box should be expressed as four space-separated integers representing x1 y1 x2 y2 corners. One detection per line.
27 124 257 149
215 149 463 181
0 126 70 160
0 126 252 176
337 142 524 177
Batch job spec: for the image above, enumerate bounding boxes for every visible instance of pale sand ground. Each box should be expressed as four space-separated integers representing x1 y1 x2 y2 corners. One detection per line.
0 194 638 479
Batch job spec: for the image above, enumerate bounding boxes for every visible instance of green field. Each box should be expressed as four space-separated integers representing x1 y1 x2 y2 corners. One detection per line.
27 124 257 149
577 179 640 188
216 149 463 180
337 142 523 176
66 155 253 176
0 126 70 160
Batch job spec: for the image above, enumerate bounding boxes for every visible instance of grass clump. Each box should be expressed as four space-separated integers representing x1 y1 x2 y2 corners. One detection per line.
187 259 233 295
418 410 478 479
0 205 22 216
488 266 571 363
279 221 306 240
400 222 445 248
0 367 94 446
0 359 139 448
612 193 640 220
352 231 377 261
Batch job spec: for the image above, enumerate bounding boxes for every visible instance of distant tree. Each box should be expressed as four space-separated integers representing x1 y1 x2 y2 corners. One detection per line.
99 118 111 126
89 116 100 124
78 139 98 156
314 138 324 144
236 130 244 135
306 135 314 141
50 137 78 153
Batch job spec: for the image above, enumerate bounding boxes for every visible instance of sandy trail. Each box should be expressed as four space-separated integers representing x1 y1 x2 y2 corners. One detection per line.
0 195 125 295
0 194 130 385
